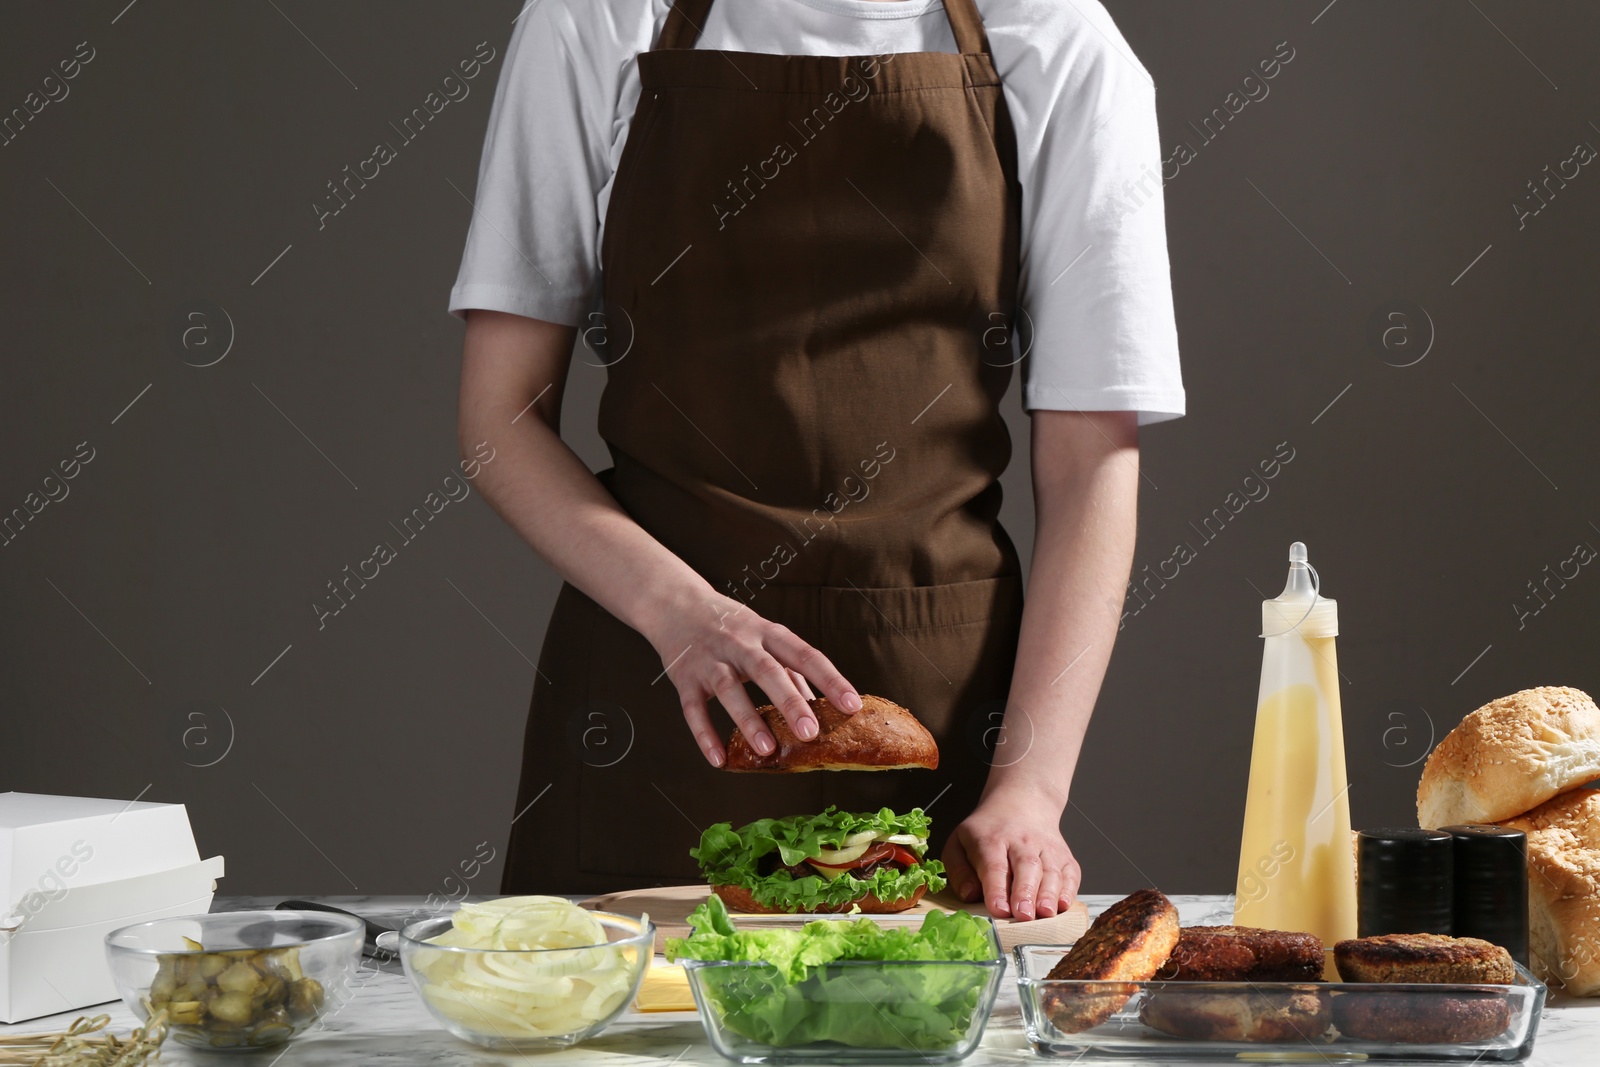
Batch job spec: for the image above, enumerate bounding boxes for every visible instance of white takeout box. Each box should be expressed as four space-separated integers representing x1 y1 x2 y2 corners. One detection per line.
0 792 224 1022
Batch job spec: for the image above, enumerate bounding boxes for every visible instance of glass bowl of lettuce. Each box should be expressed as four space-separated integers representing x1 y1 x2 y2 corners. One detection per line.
669 895 1004 1063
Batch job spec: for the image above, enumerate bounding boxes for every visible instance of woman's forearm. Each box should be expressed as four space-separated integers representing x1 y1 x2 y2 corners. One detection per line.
457 310 713 642
941 409 1141 916
985 410 1141 808
457 310 856 760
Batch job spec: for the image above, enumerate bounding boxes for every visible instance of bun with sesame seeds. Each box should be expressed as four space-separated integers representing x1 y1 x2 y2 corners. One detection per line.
1499 788 1600 848
1416 686 1600 828
1525 827 1600 996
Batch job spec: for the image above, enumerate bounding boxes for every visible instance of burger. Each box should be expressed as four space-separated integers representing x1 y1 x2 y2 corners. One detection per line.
691 806 946 914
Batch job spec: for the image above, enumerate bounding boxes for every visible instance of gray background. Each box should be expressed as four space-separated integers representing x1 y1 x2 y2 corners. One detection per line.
3 0 1597 898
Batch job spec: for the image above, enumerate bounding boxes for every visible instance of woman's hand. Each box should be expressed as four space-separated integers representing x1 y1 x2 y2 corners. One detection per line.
942 782 1080 921
938 411 1137 921
457 312 862 768
644 591 861 767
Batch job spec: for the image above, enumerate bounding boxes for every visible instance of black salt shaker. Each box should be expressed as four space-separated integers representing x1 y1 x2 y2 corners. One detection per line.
1356 828 1454 937
1441 823 1529 966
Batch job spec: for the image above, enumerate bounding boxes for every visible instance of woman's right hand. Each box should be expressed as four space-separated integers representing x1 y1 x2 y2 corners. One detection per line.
645 591 861 767
458 312 860 764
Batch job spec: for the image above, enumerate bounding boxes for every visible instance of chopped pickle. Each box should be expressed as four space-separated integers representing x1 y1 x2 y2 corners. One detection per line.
173 956 196 985
250 1023 294 1046
209 991 254 1024
217 961 261 994
174 979 208 1002
148 938 325 1047
149 972 177 1002
255 974 286 1006
287 977 324 1020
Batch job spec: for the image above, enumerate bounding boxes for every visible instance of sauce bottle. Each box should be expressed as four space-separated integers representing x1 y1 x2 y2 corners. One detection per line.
1233 542 1357 957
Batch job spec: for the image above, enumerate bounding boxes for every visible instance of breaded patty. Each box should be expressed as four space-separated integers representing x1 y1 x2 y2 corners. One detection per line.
1157 925 1325 982
1140 988 1333 1043
1048 889 1181 981
1332 990 1513 1044
1043 889 1180 1033
1333 933 1515 984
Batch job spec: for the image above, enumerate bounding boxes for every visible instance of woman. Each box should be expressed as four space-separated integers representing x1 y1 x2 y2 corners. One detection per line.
451 0 1182 921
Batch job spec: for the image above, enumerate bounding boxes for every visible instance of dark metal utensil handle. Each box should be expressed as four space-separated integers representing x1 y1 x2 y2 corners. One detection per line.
276 899 395 959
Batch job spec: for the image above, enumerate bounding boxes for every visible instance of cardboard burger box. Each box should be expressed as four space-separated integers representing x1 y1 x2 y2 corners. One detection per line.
0 792 224 1022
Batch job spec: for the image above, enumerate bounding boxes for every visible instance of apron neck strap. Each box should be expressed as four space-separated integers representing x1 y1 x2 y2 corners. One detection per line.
655 0 713 51
940 0 992 56
653 0 993 57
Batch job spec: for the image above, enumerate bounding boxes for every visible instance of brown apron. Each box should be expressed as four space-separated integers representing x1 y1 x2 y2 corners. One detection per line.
503 0 1026 893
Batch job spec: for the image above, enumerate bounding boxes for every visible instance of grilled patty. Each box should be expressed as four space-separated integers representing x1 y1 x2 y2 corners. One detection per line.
1140 988 1333 1043
1157 925 1326 982
1333 933 1515 985
1332 990 1513 1044
1043 889 1180 1034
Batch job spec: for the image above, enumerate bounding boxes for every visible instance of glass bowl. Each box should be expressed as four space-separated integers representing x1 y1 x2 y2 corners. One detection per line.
1014 944 1546 1061
395 910 652 1050
105 910 364 1050
681 915 1005 1064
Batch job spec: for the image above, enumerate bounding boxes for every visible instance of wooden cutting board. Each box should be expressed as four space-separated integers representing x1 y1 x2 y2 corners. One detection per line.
580 884 1087 954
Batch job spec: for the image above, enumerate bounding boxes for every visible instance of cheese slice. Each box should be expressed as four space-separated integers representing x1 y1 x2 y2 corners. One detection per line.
634 963 695 1012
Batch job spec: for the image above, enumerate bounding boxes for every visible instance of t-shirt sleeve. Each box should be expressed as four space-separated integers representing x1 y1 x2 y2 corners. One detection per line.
447 1 646 324
998 0 1185 424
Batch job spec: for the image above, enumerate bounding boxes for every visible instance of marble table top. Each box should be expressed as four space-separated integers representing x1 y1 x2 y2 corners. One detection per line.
8 894 1597 1065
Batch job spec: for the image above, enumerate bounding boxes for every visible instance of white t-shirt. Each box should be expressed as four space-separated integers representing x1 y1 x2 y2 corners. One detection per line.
448 0 1185 424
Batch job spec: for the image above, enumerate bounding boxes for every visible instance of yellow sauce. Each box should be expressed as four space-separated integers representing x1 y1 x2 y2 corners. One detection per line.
1233 635 1356 970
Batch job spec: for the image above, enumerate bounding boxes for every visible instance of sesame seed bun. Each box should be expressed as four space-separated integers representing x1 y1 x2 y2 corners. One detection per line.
1526 828 1600 996
1500 788 1600 849
1416 686 1600 828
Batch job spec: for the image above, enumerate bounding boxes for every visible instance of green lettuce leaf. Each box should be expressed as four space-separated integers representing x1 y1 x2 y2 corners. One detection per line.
690 806 945 910
665 895 999 1049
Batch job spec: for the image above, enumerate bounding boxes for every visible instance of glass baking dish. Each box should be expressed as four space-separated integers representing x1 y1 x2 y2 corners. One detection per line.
680 914 1004 1064
1015 945 1546 1061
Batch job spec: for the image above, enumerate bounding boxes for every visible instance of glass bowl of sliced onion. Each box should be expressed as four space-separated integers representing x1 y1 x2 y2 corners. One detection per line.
392 896 653 1050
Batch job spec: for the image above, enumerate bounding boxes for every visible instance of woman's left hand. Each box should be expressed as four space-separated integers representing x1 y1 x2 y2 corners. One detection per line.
942 784 1080 921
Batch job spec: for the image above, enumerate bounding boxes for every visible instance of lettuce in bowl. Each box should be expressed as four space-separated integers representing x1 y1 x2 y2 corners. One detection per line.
666 895 1002 1051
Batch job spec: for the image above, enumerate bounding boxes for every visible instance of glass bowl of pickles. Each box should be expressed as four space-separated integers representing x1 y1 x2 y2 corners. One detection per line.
105 911 363 1050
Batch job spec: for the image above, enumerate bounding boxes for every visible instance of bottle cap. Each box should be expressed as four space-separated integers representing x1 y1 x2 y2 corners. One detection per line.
1441 824 1529 966
1262 542 1339 638
1356 827 1453 937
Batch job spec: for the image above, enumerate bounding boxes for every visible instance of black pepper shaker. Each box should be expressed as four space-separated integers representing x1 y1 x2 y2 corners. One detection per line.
1441 823 1529 966
1356 828 1454 937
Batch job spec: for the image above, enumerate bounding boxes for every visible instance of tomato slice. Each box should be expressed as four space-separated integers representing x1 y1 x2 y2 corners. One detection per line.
807 842 921 870
883 843 921 867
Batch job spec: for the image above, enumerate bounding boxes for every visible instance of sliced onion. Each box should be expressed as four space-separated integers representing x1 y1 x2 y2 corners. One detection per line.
416 897 635 1038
